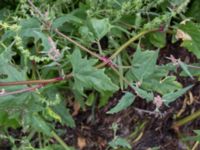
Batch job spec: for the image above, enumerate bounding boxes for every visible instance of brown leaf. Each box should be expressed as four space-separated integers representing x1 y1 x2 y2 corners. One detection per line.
72 101 80 116
176 29 192 41
77 137 86 150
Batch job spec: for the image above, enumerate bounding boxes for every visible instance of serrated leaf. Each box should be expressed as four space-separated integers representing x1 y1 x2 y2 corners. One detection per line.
178 22 200 58
88 18 111 40
79 18 111 42
52 103 75 128
178 60 194 79
25 113 52 136
108 137 131 149
52 14 82 29
130 49 159 81
180 63 200 77
0 46 27 91
69 49 118 94
19 18 51 51
143 76 182 95
132 86 154 102
0 111 20 129
149 32 166 48
107 92 135 114
162 85 193 105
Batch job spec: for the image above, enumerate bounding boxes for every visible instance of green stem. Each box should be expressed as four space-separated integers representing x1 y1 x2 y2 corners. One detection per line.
173 110 200 128
97 28 157 68
54 29 102 60
51 131 71 150
111 29 157 59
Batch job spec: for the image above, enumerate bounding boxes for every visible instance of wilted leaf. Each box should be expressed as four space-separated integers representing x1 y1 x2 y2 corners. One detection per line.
77 137 86 150
176 29 192 41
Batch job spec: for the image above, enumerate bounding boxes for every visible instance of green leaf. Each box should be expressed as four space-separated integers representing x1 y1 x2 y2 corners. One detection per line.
19 18 51 51
178 60 194 79
86 92 95 106
186 0 200 21
25 113 52 136
183 130 200 142
143 76 182 95
149 32 166 48
69 49 118 94
52 102 75 128
132 86 154 102
0 46 26 91
79 18 111 42
52 14 83 29
108 137 131 149
88 18 111 40
179 22 200 58
99 91 113 107
130 49 159 81
107 92 135 114
180 63 200 77
162 85 193 105
0 111 20 129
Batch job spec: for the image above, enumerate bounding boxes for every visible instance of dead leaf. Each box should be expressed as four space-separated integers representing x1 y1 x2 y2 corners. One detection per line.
72 101 80 116
176 29 192 41
77 137 86 150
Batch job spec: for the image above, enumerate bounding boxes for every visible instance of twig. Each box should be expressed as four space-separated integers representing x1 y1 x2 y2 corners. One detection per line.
27 0 44 18
0 74 72 86
54 29 102 60
0 84 43 96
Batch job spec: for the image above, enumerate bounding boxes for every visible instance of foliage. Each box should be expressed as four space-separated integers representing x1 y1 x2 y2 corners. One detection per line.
0 0 199 149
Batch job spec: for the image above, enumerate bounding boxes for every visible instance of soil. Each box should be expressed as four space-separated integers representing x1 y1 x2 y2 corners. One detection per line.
1 37 200 150
59 38 200 150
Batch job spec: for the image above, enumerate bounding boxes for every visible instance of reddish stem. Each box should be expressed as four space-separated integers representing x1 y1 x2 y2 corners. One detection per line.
0 84 44 96
0 74 72 87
